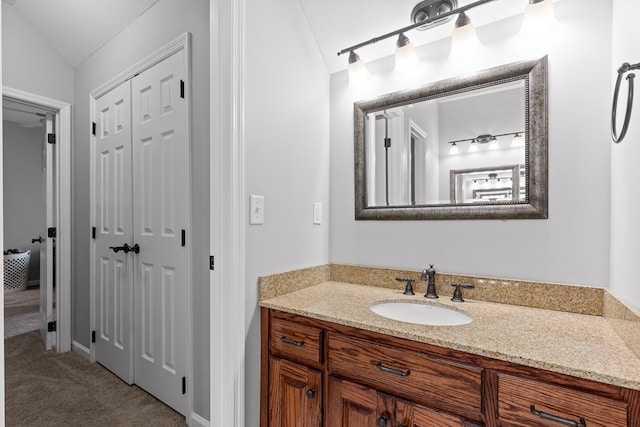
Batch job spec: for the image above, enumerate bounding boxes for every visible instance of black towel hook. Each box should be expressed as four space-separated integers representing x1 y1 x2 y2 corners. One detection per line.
612 61 640 143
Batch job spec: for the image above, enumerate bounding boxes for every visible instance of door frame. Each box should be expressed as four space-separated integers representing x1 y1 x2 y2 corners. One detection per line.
210 0 247 425
2 87 73 354
88 32 193 419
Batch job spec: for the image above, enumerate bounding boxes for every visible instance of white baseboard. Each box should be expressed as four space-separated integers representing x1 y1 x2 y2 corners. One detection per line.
190 412 209 427
72 340 90 360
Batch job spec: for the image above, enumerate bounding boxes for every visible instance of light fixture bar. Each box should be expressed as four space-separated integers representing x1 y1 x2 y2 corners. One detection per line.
337 0 497 57
448 131 524 145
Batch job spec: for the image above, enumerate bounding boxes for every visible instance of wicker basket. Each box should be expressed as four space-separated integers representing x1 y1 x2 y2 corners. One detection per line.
4 250 31 292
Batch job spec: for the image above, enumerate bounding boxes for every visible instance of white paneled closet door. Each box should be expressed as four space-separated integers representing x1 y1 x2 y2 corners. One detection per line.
93 49 189 415
131 49 189 415
94 81 135 384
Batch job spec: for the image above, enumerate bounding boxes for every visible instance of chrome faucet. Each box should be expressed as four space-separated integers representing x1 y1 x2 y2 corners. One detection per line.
421 264 438 299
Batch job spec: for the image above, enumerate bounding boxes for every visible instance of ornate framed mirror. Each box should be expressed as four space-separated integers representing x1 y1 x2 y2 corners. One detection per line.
354 56 548 220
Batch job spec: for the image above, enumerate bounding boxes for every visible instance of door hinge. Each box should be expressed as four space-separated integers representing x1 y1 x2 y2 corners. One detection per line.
47 133 56 144
92 122 96 136
47 321 57 332
47 227 57 238
384 137 391 148
180 80 185 99
182 377 186 395
181 229 186 247
209 255 215 271
92 330 96 343
92 226 96 239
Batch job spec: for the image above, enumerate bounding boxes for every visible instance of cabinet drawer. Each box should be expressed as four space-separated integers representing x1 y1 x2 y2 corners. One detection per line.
497 374 627 427
327 332 483 422
270 317 323 368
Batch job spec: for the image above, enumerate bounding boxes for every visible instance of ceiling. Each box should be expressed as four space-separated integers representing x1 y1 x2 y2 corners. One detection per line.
3 0 159 68
2 0 159 125
2 0 539 77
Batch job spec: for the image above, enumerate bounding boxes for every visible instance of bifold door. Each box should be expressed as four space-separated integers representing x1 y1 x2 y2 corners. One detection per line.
93 49 189 415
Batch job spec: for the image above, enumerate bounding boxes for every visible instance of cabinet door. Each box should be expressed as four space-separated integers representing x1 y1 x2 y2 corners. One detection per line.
396 398 483 427
269 357 321 427
327 376 394 427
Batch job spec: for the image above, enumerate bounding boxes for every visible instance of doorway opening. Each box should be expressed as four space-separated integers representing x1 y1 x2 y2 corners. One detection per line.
2 88 72 353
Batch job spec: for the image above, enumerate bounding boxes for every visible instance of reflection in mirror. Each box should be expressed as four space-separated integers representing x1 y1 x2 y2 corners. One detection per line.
354 56 548 220
450 164 524 204
365 80 526 207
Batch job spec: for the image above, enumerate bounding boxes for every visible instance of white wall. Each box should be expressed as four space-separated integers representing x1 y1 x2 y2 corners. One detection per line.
2 121 42 282
72 0 210 419
330 0 612 286
610 0 640 308
243 0 330 424
1 4 74 103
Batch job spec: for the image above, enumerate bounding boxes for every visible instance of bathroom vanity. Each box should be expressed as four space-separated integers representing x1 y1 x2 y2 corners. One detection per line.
260 278 640 427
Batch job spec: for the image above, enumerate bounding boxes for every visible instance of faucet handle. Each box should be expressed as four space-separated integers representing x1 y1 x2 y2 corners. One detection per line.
396 277 415 296
450 283 474 302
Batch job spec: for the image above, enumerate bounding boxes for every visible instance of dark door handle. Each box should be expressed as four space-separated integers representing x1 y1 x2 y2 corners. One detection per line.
32 237 43 244
109 244 129 253
109 243 140 254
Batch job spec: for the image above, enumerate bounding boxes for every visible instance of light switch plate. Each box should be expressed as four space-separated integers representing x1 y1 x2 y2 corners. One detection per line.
313 202 322 225
250 195 264 225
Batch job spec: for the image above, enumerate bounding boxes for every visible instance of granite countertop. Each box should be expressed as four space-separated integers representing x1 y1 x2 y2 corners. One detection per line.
259 281 640 391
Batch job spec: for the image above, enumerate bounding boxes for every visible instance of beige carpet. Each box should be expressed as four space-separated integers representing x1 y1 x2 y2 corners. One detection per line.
5 288 40 338
5 331 186 426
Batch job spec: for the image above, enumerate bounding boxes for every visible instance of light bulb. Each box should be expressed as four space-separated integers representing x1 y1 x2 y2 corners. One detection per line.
520 0 557 38
450 12 481 60
488 138 499 150
468 141 479 152
395 33 419 72
449 142 459 155
347 51 369 84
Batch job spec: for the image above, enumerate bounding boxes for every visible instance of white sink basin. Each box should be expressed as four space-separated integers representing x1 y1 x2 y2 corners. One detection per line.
370 301 472 326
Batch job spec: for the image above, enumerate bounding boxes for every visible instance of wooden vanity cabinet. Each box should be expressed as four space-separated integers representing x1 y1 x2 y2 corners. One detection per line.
261 308 640 427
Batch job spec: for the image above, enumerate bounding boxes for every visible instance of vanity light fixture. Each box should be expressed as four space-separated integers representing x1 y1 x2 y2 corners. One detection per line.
448 141 460 155
447 131 524 154
520 0 557 38
337 0 557 71
347 50 369 83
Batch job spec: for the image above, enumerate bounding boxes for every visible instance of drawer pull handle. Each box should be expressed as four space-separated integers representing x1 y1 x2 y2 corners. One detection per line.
280 336 304 347
306 388 315 398
376 362 410 377
530 405 586 427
